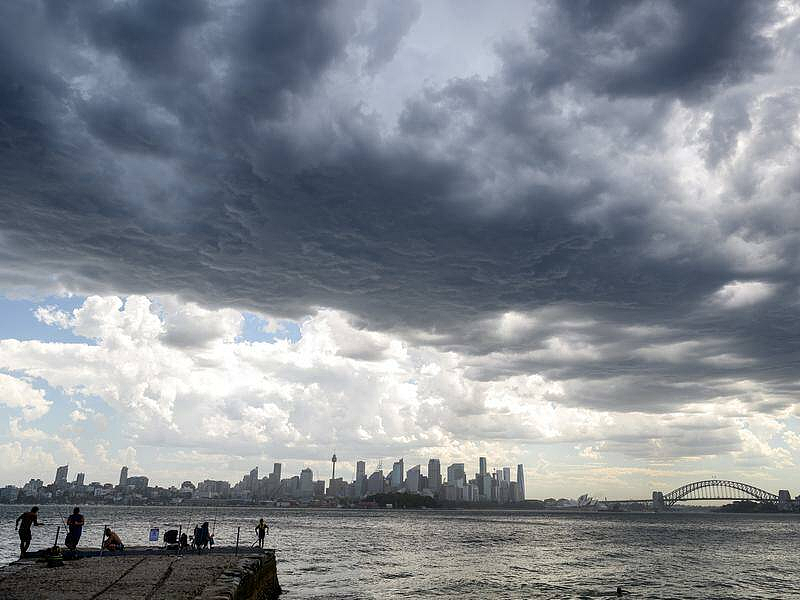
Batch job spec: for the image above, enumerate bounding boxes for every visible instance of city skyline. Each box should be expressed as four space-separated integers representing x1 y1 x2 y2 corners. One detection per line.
2 453 527 496
1 1 799 499
2 454 529 506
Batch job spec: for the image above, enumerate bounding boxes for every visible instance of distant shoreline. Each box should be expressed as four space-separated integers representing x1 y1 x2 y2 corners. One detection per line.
3 502 798 515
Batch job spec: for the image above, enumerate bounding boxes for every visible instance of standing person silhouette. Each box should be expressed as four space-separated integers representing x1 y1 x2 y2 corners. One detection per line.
15 506 43 557
65 507 85 550
255 518 268 549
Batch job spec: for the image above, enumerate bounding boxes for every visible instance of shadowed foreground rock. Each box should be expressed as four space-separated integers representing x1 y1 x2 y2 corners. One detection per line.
0 547 281 600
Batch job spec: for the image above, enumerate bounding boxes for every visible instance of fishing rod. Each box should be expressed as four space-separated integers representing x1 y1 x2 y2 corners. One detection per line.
211 502 219 537
54 509 70 546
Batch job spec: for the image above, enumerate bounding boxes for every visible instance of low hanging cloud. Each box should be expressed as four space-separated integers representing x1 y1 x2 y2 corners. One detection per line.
0 295 796 481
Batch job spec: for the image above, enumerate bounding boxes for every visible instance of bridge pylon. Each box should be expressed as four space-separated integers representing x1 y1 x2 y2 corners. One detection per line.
652 490 666 511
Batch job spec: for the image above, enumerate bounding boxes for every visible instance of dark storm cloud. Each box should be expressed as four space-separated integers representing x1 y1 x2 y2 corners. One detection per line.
700 92 752 167
78 95 180 155
358 0 422 74
0 0 798 428
82 0 210 78
222 0 361 118
503 0 775 100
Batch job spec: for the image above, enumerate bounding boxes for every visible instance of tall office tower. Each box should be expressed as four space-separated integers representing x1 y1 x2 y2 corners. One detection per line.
367 470 384 494
479 456 487 476
54 465 69 485
328 477 346 497
497 479 510 504
406 465 421 493
447 463 466 486
503 466 511 482
478 473 493 500
428 459 441 490
313 480 326 498
391 458 404 489
517 464 525 500
249 467 259 490
266 463 282 497
119 466 128 487
75 472 85 486
355 460 367 496
299 468 314 497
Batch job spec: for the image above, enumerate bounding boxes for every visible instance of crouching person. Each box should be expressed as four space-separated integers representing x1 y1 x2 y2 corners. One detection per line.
102 527 124 552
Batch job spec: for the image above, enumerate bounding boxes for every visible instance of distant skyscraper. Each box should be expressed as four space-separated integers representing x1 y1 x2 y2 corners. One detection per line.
313 480 326 498
479 457 487 476
300 468 314 497
119 466 128 487
249 467 259 490
502 466 511 482
266 463 282 497
75 472 85 487
328 477 346 497
54 465 68 485
367 470 384 494
428 459 441 490
391 458 404 489
517 464 525 500
509 481 521 503
406 465 420 493
447 463 465 486
355 460 367 496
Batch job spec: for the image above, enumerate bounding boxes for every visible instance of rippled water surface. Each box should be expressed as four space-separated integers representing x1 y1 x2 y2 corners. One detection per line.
1 506 798 599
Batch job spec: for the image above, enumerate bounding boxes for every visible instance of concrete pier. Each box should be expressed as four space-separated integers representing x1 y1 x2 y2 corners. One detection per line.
0 547 281 600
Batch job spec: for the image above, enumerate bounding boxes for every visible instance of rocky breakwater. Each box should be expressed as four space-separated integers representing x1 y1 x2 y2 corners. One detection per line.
0 547 281 600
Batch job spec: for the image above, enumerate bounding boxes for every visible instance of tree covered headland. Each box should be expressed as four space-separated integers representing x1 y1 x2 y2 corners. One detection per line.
717 500 780 513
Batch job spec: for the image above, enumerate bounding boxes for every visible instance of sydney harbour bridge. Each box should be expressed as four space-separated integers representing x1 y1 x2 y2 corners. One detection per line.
610 479 793 510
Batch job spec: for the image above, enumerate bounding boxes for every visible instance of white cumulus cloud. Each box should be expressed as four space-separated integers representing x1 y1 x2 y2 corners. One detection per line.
710 280 777 309
0 373 51 420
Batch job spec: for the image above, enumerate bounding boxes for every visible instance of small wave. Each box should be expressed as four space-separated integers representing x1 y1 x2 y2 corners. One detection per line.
381 571 414 579
509 565 538 573
299 565 331 573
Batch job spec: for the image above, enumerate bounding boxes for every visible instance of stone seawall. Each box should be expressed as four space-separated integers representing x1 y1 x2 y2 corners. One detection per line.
0 547 281 599
197 552 281 600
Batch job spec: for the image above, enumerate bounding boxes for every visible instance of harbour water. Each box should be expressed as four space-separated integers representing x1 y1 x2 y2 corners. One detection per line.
1 506 798 599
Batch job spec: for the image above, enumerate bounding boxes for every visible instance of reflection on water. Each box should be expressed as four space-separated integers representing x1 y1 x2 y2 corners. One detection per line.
1 506 798 599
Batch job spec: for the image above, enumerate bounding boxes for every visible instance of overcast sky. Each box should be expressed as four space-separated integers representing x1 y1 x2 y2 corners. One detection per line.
1 0 799 498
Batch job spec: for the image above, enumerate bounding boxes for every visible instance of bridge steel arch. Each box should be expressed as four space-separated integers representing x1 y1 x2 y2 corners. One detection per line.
663 480 779 507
